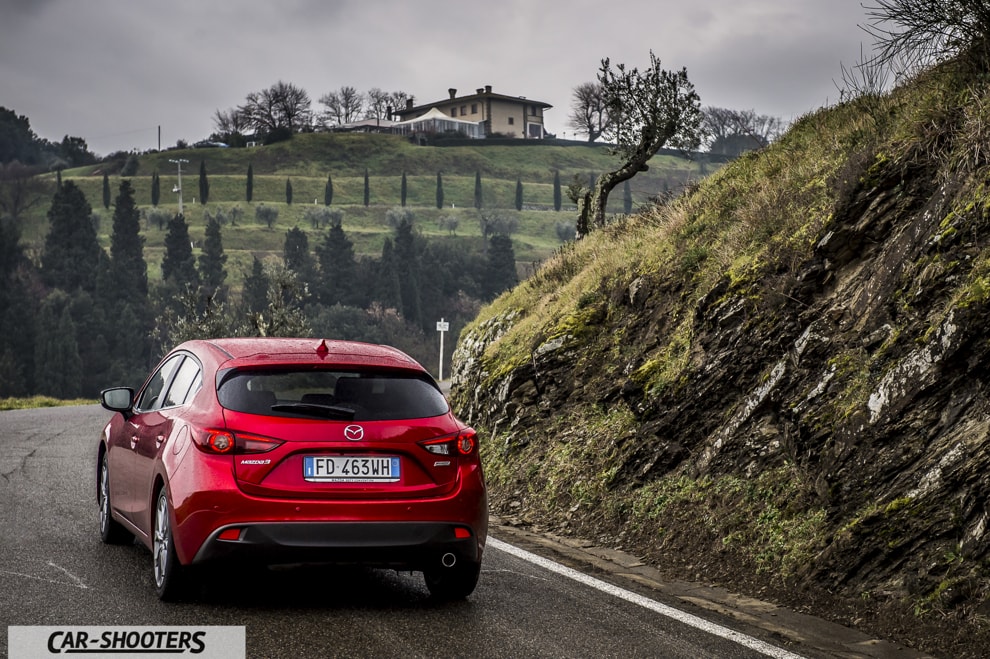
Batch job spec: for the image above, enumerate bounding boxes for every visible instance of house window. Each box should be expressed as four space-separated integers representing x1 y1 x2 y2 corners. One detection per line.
508 117 514 125
471 104 478 114
460 105 467 115
450 106 457 117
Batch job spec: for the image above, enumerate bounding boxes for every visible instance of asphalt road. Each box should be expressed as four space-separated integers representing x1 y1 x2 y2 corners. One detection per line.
0 405 872 658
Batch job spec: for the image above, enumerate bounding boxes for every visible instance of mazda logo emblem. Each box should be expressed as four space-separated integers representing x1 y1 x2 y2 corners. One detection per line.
344 425 364 441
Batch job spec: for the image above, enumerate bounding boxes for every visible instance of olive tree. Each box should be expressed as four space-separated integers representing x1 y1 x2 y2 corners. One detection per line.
575 52 703 238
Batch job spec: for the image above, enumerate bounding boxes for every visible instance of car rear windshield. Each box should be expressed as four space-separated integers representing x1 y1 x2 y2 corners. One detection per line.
217 369 449 421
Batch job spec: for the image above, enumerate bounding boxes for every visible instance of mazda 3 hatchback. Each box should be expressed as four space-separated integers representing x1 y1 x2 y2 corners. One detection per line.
96 338 487 600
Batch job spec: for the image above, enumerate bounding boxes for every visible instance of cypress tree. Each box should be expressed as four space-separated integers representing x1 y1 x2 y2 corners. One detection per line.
283 227 310 273
553 170 562 211
484 234 518 300
242 256 269 316
70 290 110 397
286 178 293 205
363 169 370 207
474 171 482 209
34 294 82 398
106 180 152 384
315 221 357 307
283 227 317 297
246 164 254 203
106 302 147 388
199 160 209 205
400 171 407 207
515 178 523 211
623 179 633 214
435 172 444 209
198 215 227 295
162 213 199 288
0 219 34 396
393 219 422 327
109 180 149 300
324 173 333 206
0 278 35 397
41 181 102 293
102 173 111 209
373 238 401 310
151 171 160 207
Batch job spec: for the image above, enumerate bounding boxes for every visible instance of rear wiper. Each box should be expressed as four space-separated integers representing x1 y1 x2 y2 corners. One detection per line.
270 402 356 420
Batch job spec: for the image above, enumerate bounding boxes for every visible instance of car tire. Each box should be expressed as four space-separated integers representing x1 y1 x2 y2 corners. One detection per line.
423 560 481 600
153 488 189 601
98 454 132 545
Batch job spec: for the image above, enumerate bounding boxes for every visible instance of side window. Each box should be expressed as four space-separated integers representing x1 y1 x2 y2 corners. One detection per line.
161 357 202 408
135 355 184 412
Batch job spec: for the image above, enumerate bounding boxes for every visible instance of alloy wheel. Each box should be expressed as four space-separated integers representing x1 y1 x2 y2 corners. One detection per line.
153 492 170 589
99 457 111 536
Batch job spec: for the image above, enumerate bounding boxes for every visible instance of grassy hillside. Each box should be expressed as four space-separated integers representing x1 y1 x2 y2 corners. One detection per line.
451 55 990 655
19 133 708 290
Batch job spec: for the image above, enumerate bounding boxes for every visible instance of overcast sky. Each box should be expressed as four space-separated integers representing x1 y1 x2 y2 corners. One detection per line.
1 0 880 157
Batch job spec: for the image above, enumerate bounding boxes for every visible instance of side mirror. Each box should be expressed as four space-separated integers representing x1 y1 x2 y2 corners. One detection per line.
100 387 134 414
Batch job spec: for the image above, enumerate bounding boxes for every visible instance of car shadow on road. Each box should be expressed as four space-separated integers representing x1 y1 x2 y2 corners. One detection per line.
184 563 473 612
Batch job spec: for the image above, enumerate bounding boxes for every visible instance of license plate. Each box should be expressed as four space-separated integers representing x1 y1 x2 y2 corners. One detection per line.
303 456 400 482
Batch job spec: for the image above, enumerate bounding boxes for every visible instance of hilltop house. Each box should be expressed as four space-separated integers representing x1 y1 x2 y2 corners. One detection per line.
392 86 551 139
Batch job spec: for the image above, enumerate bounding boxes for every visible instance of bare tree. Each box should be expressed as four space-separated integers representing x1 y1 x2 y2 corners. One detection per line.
212 107 250 137
0 162 51 222
237 81 312 135
702 106 740 148
365 88 391 120
576 52 703 238
319 86 365 125
388 91 411 116
703 107 784 156
568 82 611 142
862 0 990 70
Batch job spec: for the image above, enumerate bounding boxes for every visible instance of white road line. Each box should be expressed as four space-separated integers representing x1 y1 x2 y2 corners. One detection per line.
489 537 805 659
47 561 89 589
0 561 89 590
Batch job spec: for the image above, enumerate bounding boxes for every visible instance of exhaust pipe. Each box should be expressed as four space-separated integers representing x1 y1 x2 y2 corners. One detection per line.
441 553 457 568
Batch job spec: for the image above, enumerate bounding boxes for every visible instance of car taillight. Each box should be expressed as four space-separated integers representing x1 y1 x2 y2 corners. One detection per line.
198 430 234 454
419 429 478 457
194 429 282 455
235 433 283 454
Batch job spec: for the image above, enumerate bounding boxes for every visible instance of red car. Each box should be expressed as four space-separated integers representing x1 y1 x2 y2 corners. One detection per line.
96 338 487 600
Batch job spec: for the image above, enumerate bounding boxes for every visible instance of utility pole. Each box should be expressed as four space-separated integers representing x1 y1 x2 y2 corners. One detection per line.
169 158 188 215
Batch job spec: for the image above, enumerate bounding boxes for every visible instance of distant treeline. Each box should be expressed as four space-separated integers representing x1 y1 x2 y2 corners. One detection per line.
0 178 519 398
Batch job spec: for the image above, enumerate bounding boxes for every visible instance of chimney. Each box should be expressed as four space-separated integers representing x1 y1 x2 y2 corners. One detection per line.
476 88 484 95
406 98 414 109
448 88 457 99
485 85 492 94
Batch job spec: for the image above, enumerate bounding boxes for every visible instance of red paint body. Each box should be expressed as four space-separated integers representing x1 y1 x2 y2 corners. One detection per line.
96 338 487 588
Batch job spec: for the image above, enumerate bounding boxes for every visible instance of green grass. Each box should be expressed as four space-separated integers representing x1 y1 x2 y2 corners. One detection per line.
21 132 710 294
0 396 96 410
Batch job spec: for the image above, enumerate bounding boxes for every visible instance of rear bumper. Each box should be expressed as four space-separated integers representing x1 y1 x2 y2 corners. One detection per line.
193 521 481 569
169 458 488 568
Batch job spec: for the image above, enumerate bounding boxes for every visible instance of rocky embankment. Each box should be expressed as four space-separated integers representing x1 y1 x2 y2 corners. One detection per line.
450 60 990 656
